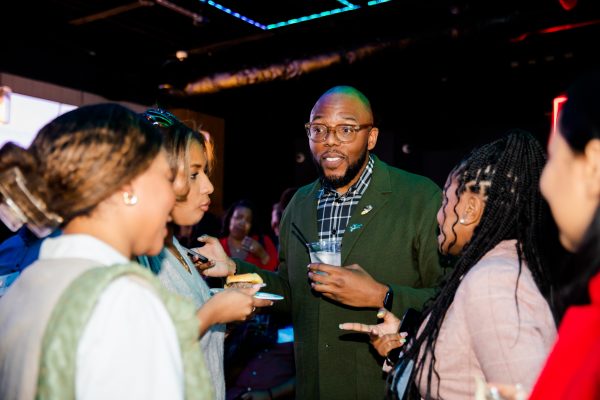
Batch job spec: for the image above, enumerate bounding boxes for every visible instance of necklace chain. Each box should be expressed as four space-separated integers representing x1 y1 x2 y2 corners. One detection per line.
170 247 192 274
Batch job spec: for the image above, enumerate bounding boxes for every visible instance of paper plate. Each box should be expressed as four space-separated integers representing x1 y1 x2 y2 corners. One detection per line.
253 292 284 301
209 288 284 301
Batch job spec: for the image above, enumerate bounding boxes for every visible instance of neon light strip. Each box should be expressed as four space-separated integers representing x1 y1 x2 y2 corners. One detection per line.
367 0 393 5
201 0 267 29
199 0 395 30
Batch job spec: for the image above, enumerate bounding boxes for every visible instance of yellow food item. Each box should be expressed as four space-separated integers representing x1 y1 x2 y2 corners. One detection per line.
224 273 264 288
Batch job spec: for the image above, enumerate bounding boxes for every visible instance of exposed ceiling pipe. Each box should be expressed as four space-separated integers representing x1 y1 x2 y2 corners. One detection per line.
176 11 592 96
155 0 204 25
176 13 520 96
69 1 153 25
69 0 203 26
180 39 412 95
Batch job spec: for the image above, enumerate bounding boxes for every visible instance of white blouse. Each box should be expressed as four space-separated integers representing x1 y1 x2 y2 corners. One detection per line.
40 234 184 400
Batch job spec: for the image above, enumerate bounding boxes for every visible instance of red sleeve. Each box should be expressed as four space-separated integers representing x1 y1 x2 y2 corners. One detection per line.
529 301 600 400
219 237 232 257
245 235 279 272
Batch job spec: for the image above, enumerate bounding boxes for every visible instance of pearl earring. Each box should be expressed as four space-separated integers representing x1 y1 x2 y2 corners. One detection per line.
459 218 466 224
123 192 138 206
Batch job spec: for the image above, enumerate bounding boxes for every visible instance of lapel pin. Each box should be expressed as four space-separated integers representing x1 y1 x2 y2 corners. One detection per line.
349 223 363 232
361 205 373 215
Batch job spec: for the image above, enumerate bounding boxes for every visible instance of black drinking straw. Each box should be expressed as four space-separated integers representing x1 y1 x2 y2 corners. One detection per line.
291 222 310 252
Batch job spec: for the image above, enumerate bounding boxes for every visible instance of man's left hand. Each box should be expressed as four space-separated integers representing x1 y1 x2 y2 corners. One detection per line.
307 263 387 308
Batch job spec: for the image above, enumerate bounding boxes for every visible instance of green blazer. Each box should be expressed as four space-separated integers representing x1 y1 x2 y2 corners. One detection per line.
237 156 443 399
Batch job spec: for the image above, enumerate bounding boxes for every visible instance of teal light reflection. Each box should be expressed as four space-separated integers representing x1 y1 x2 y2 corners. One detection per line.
199 0 393 30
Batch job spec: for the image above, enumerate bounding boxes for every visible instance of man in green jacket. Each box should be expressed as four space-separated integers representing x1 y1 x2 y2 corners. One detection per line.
203 86 443 399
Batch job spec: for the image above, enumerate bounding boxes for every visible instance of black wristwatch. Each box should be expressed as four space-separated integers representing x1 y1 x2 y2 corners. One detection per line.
383 284 394 312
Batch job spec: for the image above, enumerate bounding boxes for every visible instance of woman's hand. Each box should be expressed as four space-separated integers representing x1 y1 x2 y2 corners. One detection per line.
193 235 236 277
339 308 401 337
196 285 273 337
340 309 406 357
476 381 527 400
190 257 215 273
372 332 408 358
242 236 270 265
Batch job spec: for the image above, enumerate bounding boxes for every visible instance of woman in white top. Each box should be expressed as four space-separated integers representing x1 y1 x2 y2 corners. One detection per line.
138 109 271 399
0 104 212 400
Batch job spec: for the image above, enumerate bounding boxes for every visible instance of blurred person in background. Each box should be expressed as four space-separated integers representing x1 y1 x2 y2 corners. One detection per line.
270 187 298 248
220 199 278 271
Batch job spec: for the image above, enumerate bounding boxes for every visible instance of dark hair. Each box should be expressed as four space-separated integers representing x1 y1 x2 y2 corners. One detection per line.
221 199 258 237
408 129 553 399
0 103 162 230
142 108 214 202
552 73 600 311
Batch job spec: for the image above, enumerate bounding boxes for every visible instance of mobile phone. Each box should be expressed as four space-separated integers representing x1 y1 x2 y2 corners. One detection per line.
386 308 421 365
185 248 209 263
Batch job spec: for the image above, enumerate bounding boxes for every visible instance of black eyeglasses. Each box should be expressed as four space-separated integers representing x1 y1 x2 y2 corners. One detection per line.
304 123 373 143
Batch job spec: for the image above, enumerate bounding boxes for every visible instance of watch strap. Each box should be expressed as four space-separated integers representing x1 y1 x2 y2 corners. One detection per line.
383 284 394 311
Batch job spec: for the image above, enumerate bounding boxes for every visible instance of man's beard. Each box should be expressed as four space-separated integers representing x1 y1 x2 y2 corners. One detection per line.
314 149 368 189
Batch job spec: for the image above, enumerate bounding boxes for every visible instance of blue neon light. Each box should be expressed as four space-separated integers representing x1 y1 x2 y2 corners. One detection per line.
266 6 359 30
367 0 393 5
203 0 267 29
198 0 393 30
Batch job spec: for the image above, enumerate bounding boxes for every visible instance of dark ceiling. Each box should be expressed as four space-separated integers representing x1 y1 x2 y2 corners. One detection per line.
3 0 600 210
3 0 600 106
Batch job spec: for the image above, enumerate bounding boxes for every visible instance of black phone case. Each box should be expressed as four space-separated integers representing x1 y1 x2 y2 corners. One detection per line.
386 308 421 364
186 248 209 263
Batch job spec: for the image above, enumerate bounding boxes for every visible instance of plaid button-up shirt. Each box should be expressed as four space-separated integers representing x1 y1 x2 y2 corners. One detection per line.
316 155 374 240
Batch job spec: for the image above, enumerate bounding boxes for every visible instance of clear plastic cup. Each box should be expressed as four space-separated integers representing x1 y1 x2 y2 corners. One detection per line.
307 238 341 266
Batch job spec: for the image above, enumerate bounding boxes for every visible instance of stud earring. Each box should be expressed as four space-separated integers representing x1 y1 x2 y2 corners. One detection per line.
123 192 138 206
459 218 466 224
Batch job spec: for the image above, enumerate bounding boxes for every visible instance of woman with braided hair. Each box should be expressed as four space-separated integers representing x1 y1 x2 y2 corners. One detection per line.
341 129 557 399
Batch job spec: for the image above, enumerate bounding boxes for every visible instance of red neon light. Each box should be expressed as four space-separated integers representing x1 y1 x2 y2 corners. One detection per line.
552 95 567 133
511 19 600 42
560 0 578 12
